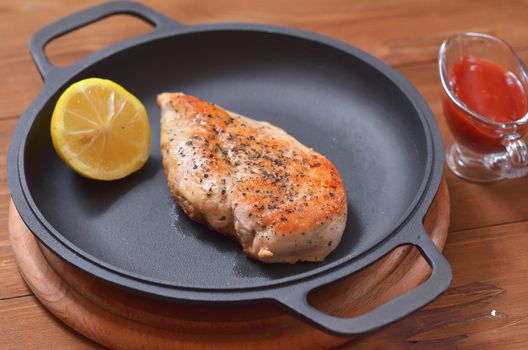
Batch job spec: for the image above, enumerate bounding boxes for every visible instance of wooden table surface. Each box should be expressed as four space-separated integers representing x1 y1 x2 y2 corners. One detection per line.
2 1 528 349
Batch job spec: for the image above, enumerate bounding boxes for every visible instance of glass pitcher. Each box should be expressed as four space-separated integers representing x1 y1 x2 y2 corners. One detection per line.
439 32 528 182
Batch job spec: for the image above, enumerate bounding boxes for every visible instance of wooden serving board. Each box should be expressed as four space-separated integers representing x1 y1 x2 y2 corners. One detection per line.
8 179 449 349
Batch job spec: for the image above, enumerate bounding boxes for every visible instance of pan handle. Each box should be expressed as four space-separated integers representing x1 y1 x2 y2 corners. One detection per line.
275 223 452 336
29 1 180 81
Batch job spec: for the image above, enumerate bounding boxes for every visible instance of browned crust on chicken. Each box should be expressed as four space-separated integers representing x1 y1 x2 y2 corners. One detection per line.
158 93 347 263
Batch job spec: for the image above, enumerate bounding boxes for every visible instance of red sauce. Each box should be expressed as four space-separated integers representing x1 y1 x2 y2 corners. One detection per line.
442 54 527 153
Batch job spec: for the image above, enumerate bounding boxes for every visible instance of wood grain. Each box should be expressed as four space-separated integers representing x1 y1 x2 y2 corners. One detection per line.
2 0 528 349
342 221 528 350
0 296 103 350
6 179 448 349
0 119 30 299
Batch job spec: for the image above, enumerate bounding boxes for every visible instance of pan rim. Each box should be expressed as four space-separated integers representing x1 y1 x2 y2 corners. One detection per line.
9 23 441 297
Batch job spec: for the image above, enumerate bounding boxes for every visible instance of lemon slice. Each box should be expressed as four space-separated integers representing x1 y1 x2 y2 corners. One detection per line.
50 78 150 180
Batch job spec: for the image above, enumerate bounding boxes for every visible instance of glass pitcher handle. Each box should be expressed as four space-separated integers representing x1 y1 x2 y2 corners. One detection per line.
485 134 528 179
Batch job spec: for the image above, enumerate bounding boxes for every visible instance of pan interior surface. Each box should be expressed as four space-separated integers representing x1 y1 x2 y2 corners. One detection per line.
22 30 429 290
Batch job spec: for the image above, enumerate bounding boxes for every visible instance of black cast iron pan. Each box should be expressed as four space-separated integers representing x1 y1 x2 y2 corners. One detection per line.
8 1 451 336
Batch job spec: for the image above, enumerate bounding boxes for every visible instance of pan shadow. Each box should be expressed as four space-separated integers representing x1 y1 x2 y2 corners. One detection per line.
173 203 242 253
74 156 161 214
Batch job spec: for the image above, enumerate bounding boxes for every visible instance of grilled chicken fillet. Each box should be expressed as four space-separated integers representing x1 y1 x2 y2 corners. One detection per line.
158 93 347 263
